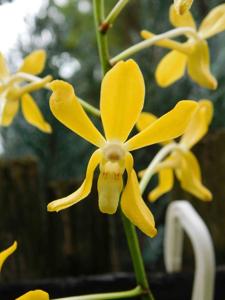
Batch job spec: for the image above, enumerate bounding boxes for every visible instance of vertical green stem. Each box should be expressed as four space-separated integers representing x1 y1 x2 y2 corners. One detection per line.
93 1 155 299
101 0 130 32
93 0 110 74
121 213 155 300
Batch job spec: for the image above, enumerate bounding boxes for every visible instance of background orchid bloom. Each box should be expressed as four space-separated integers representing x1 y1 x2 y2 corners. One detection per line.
141 3 225 89
137 100 213 202
16 290 49 300
0 241 17 272
174 0 193 15
47 59 198 237
0 50 52 133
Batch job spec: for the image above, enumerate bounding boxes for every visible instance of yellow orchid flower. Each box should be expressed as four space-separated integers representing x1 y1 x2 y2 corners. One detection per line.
47 59 198 237
137 100 213 202
16 290 49 300
174 0 193 15
141 3 225 89
0 241 17 272
0 50 52 133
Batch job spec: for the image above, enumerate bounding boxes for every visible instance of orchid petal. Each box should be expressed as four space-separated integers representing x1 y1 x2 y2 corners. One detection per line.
21 93 52 133
136 112 157 132
19 50 46 75
49 80 105 147
136 112 170 146
156 50 187 87
199 4 225 39
16 290 49 300
47 149 102 212
176 151 212 201
180 100 213 148
0 97 19 126
187 40 217 89
0 241 17 272
174 0 193 15
170 4 196 29
100 60 145 142
149 168 174 202
121 169 157 237
126 100 197 151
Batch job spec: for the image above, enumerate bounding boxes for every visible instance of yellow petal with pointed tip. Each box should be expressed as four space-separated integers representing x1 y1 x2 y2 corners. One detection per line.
19 50 46 75
0 53 10 79
0 241 17 272
47 149 102 212
121 169 157 237
0 98 19 126
199 4 225 39
137 112 171 146
187 40 217 90
176 151 212 201
149 168 174 202
16 290 49 300
156 50 187 87
49 80 105 147
126 100 198 151
174 0 193 15
21 93 52 133
180 100 213 148
100 60 145 142
170 4 196 29
136 112 157 132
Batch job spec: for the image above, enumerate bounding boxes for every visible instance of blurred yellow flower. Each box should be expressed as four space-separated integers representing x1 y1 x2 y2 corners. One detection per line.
0 241 17 272
47 59 198 237
174 0 193 15
16 290 49 300
0 50 52 133
142 3 225 89
137 100 213 202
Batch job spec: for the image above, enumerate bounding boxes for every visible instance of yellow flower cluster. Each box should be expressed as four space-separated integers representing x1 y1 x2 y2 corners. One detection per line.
0 50 52 133
137 100 213 202
142 3 225 89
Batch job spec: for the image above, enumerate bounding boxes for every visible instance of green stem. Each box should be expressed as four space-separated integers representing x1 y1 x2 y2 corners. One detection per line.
52 285 144 300
15 75 52 97
121 212 155 300
78 98 100 117
110 27 198 64
139 143 178 194
100 0 130 33
93 0 110 74
119 143 183 300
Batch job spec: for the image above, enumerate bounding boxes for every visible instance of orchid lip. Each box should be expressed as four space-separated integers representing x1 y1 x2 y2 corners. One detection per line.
102 140 126 162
